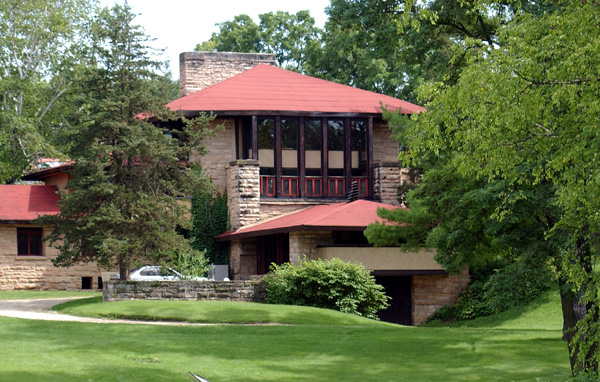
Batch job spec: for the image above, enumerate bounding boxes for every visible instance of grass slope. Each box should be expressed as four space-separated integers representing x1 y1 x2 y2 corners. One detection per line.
0 290 570 382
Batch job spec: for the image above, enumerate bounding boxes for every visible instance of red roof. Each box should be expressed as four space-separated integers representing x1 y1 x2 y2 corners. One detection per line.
0 185 61 222
216 199 401 241
167 65 424 115
22 163 73 181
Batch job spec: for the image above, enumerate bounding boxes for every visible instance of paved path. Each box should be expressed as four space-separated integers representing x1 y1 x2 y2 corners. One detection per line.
0 298 217 326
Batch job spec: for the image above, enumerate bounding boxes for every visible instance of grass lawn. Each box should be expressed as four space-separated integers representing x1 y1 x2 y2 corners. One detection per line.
0 290 571 382
0 290 101 300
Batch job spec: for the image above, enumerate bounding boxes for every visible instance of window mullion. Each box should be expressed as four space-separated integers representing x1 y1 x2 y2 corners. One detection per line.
275 116 282 198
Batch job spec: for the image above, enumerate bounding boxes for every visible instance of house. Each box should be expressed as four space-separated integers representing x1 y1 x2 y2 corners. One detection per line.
164 52 470 324
0 163 105 290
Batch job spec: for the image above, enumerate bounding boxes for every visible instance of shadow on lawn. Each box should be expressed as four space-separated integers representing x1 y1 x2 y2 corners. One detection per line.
0 314 570 382
0 367 179 382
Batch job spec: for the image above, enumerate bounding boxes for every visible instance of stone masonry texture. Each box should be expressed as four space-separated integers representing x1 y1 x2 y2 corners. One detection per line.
104 279 267 303
227 160 261 231
179 51 276 97
412 269 471 325
0 225 107 290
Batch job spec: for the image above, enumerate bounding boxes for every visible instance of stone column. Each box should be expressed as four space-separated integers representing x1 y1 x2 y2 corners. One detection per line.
179 52 277 97
373 162 402 206
226 160 261 231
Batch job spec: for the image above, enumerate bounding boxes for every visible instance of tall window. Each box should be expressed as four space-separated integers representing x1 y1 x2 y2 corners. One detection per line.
281 118 299 196
351 119 368 196
327 119 345 196
17 228 42 256
304 118 322 197
258 118 275 196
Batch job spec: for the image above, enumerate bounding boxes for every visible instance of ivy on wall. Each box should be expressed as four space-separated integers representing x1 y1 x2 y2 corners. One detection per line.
190 190 230 265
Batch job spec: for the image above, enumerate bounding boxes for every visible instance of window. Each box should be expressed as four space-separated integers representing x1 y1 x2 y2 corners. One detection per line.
253 116 370 199
258 118 275 176
17 228 42 256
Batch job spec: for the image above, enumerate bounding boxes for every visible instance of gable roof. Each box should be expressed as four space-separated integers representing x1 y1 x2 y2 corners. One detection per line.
167 64 425 115
0 185 61 223
216 199 401 241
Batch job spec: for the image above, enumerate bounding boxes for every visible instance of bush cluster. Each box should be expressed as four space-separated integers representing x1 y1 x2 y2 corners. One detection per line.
432 259 554 322
190 190 229 265
265 258 389 320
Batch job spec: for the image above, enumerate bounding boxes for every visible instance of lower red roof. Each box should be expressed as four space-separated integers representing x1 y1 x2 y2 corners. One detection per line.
0 185 61 222
217 199 401 241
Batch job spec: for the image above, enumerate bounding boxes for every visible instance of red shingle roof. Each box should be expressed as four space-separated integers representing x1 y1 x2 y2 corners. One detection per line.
167 65 424 115
216 199 402 241
0 185 61 222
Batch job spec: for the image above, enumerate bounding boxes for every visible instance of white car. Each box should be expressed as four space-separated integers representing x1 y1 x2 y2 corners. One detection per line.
130 266 208 281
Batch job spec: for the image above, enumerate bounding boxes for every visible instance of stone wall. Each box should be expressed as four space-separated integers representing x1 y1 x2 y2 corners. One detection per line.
191 118 236 192
372 120 399 163
412 269 471 325
179 51 277 97
289 231 333 264
226 160 261 230
259 199 339 221
373 163 402 206
0 225 107 290
229 239 258 280
103 279 266 303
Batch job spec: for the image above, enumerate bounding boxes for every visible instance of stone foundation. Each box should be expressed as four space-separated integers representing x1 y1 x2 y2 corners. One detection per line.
412 269 471 325
0 225 107 290
104 280 266 303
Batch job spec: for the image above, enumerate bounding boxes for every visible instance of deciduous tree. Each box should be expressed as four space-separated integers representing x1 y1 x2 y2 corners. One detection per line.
195 11 322 72
367 1 599 374
0 0 92 182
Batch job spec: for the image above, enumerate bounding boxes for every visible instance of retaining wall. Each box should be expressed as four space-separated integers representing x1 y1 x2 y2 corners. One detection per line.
103 280 267 303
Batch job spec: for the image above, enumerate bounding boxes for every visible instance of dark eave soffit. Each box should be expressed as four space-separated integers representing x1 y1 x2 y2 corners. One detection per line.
215 224 367 242
177 110 383 119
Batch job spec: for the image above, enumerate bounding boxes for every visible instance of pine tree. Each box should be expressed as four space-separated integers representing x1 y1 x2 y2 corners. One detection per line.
40 4 213 280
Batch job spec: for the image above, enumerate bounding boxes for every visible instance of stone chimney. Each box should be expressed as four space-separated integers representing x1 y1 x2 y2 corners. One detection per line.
179 51 277 97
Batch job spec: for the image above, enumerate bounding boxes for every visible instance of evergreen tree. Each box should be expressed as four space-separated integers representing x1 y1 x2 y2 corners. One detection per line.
40 4 213 280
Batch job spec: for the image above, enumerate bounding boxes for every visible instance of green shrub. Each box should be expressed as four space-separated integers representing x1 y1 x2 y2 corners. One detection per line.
571 372 600 382
431 258 554 322
171 249 209 279
265 258 389 320
190 190 229 265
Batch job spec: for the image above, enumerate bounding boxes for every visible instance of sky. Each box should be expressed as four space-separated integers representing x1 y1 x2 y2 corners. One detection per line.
99 0 331 79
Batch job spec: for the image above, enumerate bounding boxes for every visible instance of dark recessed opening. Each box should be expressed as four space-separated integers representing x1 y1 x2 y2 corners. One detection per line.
81 276 92 290
97 277 103 290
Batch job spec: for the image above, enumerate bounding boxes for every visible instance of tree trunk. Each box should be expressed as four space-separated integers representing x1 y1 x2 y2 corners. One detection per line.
559 277 587 374
118 256 130 281
559 235 598 375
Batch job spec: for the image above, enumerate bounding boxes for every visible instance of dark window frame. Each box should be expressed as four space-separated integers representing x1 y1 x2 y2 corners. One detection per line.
17 227 43 256
237 115 373 199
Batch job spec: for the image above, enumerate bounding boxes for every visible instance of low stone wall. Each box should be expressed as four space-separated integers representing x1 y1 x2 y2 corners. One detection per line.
103 280 267 303
412 269 471 325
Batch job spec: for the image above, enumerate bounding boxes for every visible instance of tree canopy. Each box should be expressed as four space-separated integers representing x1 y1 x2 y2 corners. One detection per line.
366 0 600 374
195 10 322 72
40 4 213 280
0 0 92 182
